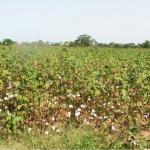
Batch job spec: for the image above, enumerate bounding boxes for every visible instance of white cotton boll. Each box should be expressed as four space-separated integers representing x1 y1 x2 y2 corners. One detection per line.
130 140 136 145
111 125 116 131
7 111 11 116
56 129 60 133
116 86 120 89
77 108 81 112
45 122 49 126
91 112 97 118
75 107 82 117
58 76 62 80
51 126 56 130
99 116 103 120
75 111 80 117
93 113 97 118
4 97 9 101
76 93 80 97
45 131 49 135
92 109 95 113
8 85 12 89
68 94 73 98
48 80 53 85
72 95 76 99
88 97 91 101
67 112 71 118
51 117 55 122
63 104 67 108
5 106 8 109
80 104 86 108
69 105 73 108
111 106 115 109
103 103 106 106
144 114 149 119
8 95 14 99
28 127 32 133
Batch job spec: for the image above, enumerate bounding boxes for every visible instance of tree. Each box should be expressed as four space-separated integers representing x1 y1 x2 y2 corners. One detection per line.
123 43 136 48
69 41 76 47
141 40 150 48
97 43 108 47
74 34 97 46
2 39 15 46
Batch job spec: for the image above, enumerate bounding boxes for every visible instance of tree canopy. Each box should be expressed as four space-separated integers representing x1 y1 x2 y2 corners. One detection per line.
2 39 15 46
74 34 97 47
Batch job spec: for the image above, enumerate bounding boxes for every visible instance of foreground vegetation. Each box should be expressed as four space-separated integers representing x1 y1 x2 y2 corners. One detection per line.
0 46 150 149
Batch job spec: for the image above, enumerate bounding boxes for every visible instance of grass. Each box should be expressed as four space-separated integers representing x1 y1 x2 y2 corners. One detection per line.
0 126 149 149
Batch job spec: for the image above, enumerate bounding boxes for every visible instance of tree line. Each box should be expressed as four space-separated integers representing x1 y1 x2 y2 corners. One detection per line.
1 35 150 48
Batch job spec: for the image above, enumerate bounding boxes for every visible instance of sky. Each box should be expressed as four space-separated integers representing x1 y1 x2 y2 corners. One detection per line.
0 0 150 43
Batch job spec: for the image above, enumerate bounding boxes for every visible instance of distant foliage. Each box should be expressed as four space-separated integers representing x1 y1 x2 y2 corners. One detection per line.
73 34 97 47
2 39 15 46
1 36 150 48
141 40 150 48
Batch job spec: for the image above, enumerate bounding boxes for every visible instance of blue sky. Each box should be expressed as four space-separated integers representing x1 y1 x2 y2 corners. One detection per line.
0 0 150 43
